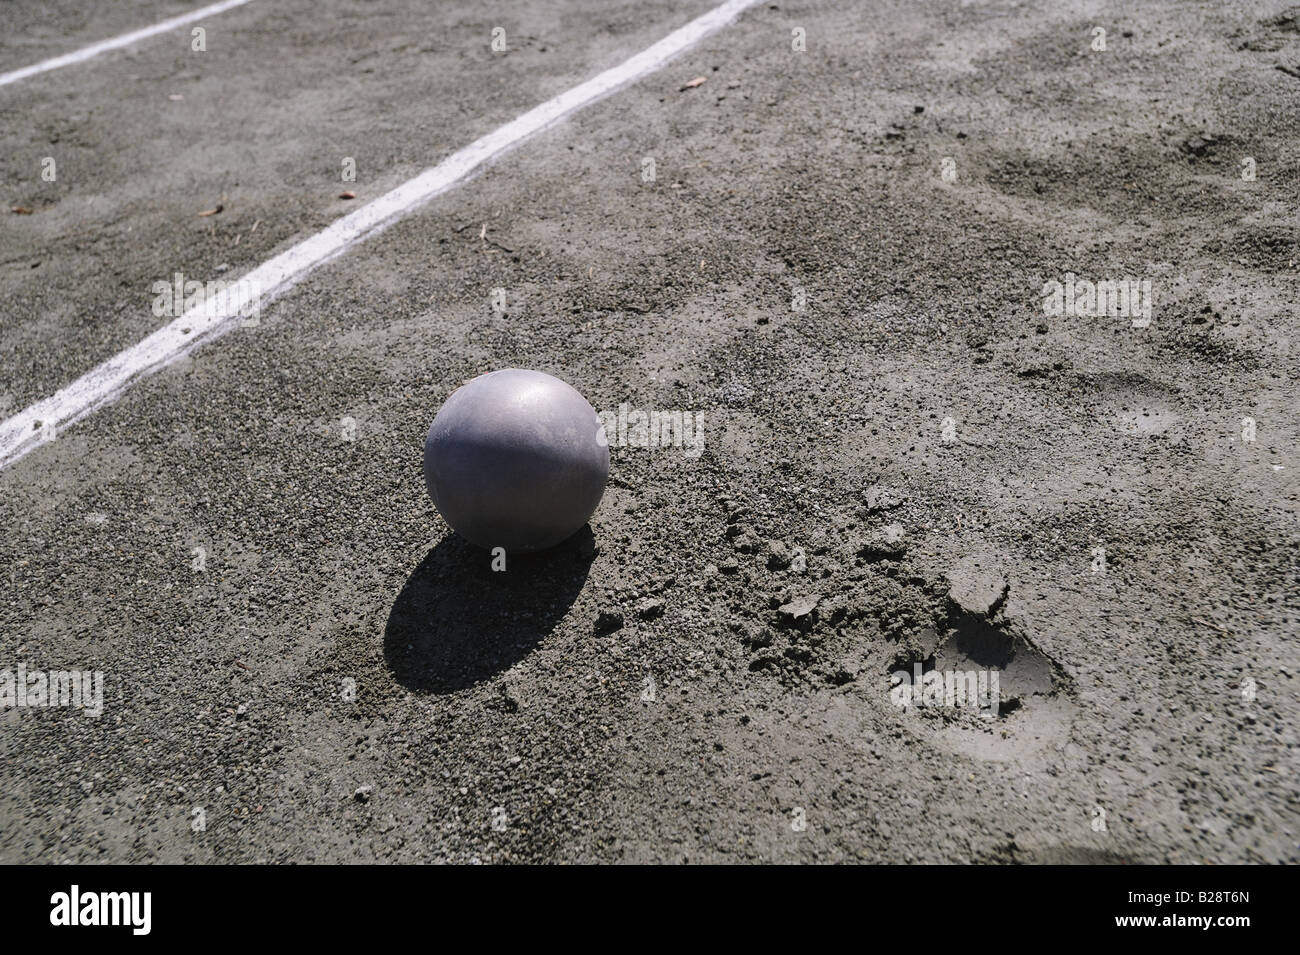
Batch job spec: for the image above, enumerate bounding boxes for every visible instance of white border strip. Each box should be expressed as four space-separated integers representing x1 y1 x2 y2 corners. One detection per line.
0 0 256 88
0 0 759 469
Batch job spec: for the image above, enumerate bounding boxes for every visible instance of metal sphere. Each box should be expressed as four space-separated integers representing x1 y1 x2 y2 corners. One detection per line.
423 368 609 553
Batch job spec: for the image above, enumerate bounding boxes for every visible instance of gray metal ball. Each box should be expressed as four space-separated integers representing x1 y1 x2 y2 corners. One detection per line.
423 368 609 553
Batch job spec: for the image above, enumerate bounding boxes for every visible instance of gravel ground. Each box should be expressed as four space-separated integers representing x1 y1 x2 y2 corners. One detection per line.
0 0 1296 863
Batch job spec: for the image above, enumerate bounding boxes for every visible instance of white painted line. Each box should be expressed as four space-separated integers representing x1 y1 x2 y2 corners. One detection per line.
0 0 256 88
0 0 760 469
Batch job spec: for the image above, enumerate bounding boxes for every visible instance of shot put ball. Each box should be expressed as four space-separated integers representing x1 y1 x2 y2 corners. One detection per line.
422 368 609 553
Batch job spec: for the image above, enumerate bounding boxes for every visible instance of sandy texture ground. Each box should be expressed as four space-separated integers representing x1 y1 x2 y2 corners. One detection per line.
0 0 1296 863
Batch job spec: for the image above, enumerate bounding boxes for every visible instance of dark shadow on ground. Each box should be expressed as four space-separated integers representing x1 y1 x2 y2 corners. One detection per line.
383 527 594 694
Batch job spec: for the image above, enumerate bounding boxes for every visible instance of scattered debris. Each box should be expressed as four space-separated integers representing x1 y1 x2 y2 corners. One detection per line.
861 484 903 514
777 595 819 628
946 555 1008 617
197 204 223 217
1179 134 1216 157
636 597 665 620
680 76 706 90
766 539 791 569
734 621 773 647
857 523 907 561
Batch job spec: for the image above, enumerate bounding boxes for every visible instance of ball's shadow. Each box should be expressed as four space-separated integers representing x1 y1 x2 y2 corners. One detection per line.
383 527 594 694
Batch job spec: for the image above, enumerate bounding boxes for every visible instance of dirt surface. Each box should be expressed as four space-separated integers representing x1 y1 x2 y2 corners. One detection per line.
0 0 1297 863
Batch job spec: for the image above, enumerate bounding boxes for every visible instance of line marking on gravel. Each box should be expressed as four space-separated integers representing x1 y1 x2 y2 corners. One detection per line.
0 0 256 88
0 0 760 469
